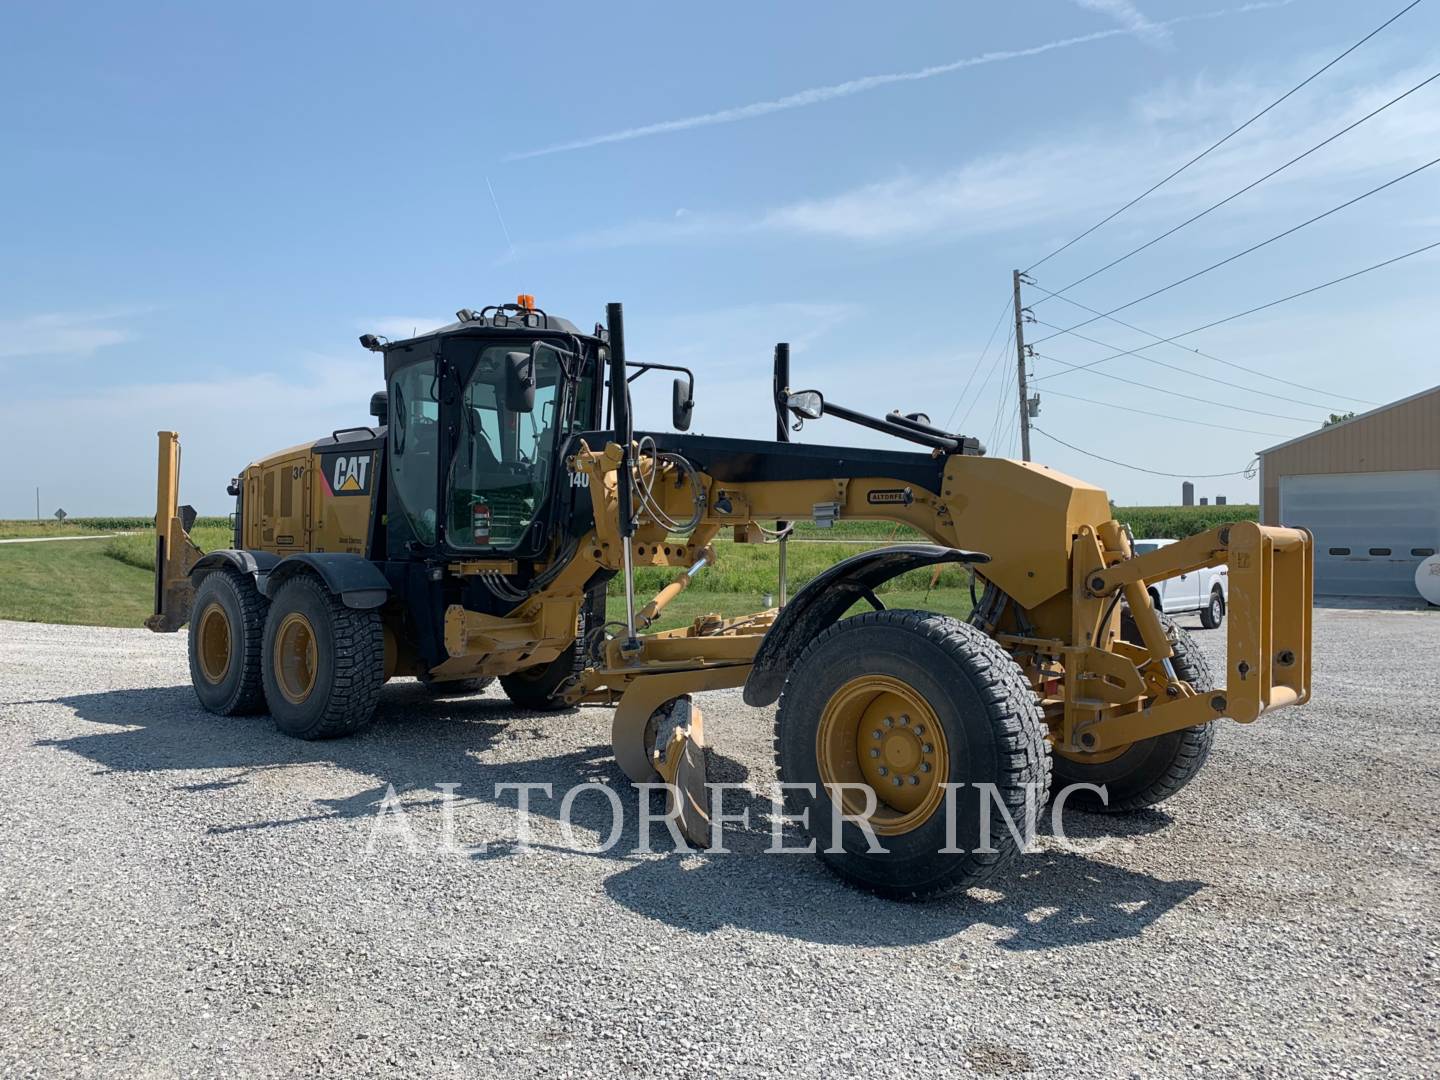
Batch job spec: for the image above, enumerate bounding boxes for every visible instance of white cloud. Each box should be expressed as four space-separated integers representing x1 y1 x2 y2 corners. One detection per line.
505 1 1298 160
0 310 137 360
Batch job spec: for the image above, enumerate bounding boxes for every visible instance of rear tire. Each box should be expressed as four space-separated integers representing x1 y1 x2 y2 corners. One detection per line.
1052 611 1215 812
423 677 495 698
1199 587 1224 629
774 610 1050 900
188 570 268 716
261 575 384 740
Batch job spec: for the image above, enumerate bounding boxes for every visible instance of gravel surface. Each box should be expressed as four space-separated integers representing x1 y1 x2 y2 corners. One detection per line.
2 608 1437 1078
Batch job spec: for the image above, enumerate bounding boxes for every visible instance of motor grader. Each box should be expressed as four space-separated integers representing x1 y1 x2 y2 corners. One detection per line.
147 297 1312 897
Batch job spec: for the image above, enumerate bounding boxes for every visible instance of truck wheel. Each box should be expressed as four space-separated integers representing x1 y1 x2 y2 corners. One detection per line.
188 570 268 716
424 677 495 697
1053 612 1214 812
774 610 1051 900
261 575 384 740
1199 587 1225 629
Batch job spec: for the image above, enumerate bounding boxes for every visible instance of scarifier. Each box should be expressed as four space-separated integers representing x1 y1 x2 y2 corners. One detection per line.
146 297 1313 897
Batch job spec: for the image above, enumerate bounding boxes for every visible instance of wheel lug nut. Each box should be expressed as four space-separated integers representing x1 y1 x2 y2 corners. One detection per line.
912 725 924 736
919 762 931 773
908 775 920 785
877 766 888 776
891 776 902 787
883 716 894 728
869 748 880 758
872 729 883 739
921 743 933 754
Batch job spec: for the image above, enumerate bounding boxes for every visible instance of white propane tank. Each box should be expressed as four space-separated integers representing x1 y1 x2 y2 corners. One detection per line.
1417 553 1440 606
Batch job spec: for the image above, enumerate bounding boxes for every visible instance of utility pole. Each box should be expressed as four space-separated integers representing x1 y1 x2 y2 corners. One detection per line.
1012 269 1033 462
36 486 40 522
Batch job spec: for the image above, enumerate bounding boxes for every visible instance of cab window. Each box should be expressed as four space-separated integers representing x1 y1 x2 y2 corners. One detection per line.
389 357 439 544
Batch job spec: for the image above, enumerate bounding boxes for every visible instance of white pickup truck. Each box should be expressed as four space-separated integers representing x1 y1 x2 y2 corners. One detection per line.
1132 538 1229 629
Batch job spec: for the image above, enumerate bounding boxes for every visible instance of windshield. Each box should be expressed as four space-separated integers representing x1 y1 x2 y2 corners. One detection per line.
446 343 567 550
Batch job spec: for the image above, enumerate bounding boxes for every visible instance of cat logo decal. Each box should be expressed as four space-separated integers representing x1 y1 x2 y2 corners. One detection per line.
323 452 373 497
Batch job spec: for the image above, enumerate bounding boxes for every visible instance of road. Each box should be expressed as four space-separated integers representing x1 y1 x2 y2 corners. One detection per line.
1 608 1437 1078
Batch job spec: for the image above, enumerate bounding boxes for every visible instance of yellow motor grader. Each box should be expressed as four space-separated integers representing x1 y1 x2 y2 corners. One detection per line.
147 298 1312 897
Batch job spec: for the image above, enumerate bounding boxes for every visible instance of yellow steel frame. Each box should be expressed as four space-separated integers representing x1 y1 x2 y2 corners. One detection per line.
148 430 1313 769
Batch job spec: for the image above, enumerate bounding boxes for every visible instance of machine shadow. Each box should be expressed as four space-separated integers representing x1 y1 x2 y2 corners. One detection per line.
36 682 1204 951
595 796 1203 951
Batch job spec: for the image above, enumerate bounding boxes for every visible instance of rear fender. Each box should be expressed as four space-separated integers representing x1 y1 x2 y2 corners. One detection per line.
191 549 281 586
742 544 988 707
259 552 391 610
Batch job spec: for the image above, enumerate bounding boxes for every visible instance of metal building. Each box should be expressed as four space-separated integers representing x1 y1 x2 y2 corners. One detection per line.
1258 385 1440 598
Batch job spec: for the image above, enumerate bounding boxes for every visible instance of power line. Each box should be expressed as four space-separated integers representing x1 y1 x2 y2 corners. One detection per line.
1043 68 1440 298
1031 154 1440 346
1031 317 1340 410
944 291 1014 430
1156 239 1440 340
1032 350 1320 423
1041 387 1288 437
956 324 1014 433
1033 427 1255 478
1025 279 1379 405
1031 240 1440 384
1023 0 1426 273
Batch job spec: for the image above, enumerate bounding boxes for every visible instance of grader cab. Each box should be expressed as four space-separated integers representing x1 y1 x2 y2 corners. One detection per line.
147 297 1312 898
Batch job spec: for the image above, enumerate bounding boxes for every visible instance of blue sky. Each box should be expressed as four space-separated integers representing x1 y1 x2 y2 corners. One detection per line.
2 0 1437 515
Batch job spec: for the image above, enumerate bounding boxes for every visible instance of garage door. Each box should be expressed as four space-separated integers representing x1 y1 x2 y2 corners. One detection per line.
1279 470 1440 597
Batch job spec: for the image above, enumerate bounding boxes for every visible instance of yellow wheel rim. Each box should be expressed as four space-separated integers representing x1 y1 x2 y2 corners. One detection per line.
197 602 232 685
816 674 950 836
273 612 319 705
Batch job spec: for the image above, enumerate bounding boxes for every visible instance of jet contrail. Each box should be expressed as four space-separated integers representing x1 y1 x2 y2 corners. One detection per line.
506 0 1300 161
1070 0 1170 44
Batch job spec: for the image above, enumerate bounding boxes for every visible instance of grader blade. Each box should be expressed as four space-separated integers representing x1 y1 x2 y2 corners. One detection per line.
649 696 710 848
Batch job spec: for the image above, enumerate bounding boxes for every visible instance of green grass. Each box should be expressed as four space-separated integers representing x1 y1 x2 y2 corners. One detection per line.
0 540 156 626
625 537 972 597
0 522 233 628
636 585 973 632
103 526 233 571
0 516 229 540
0 503 1221 629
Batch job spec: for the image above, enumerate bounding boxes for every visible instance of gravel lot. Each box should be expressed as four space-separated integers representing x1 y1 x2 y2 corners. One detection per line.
2 607 1437 1078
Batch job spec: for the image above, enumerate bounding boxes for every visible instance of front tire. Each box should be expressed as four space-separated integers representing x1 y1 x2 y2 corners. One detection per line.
188 570 268 716
499 652 577 711
1052 611 1215 812
261 575 384 740
774 610 1050 900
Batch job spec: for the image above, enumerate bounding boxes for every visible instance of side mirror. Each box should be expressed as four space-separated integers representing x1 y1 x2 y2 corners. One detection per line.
785 390 824 420
672 376 694 431
369 390 388 424
504 351 535 413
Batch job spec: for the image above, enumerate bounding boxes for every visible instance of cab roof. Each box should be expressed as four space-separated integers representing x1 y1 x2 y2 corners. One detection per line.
380 308 592 351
